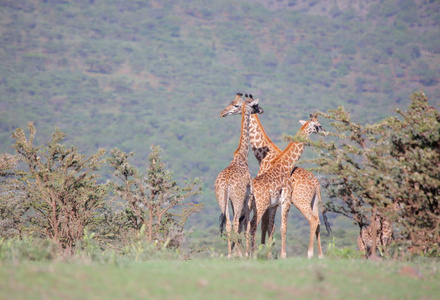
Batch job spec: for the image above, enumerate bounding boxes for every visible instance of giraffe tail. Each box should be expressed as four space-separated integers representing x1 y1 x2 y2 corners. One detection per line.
323 210 332 235
318 184 332 235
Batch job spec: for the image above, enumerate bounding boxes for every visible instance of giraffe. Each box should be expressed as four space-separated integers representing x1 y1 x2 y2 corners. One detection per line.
221 97 331 258
215 93 263 257
249 114 325 258
358 215 394 258
250 109 330 258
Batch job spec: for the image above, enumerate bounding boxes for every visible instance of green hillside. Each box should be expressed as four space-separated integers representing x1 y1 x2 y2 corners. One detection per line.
1 0 439 246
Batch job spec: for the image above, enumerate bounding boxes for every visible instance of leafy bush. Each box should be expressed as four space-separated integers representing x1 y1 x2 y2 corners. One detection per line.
307 92 440 257
10 122 107 254
0 237 57 262
108 145 204 250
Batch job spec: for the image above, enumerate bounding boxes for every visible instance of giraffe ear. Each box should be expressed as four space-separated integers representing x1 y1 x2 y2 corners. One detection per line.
249 97 259 105
299 120 307 125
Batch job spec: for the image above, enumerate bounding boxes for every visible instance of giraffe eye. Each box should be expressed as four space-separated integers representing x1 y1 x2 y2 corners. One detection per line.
234 105 239 108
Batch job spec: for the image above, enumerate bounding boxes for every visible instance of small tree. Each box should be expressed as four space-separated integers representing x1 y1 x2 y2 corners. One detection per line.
384 92 440 254
11 122 107 254
108 145 203 249
304 107 385 225
0 153 29 238
307 92 440 257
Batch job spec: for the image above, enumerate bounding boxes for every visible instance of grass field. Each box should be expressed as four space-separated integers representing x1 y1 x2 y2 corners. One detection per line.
1 258 439 300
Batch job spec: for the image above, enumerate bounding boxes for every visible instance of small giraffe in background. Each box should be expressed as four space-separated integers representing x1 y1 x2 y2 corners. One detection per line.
358 215 394 258
250 114 325 258
215 93 263 257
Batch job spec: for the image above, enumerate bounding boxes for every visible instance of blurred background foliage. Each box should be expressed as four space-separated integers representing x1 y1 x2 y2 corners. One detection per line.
1 0 439 251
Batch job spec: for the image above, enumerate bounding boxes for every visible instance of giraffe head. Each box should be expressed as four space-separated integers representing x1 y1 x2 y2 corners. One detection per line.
298 113 325 136
220 93 264 117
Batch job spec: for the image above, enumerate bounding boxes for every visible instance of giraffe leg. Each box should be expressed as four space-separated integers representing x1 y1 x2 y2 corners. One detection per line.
311 192 322 259
316 223 323 259
280 185 293 259
250 212 258 253
250 203 266 254
289 169 331 259
229 203 237 255
265 206 277 259
242 209 250 257
231 200 246 257
307 217 319 259
238 185 251 235
261 209 269 244
267 206 277 246
232 216 243 257
314 188 325 258
224 202 233 258
358 228 368 258
293 196 320 259
280 202 291 259
261 207 277 244
357 233 365 252
241 187 253 256
244 192 253 257
237 210 248 255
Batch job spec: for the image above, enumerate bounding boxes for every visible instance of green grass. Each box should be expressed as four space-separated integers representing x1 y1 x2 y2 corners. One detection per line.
1 258 439 300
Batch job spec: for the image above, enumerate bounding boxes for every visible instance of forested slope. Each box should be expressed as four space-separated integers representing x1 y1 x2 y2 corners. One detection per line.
1 0 439 235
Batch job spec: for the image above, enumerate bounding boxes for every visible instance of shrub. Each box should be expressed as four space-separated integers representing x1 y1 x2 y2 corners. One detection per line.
11 122 107 255
0 236 58 262
307 92 440 258
108 145 204 250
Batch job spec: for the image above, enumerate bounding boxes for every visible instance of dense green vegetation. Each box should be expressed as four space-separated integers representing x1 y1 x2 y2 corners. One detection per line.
1 0 440 252
305 92 439 256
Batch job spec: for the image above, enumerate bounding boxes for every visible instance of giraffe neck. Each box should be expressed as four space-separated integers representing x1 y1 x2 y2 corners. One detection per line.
249 114 281 163
233 104 251 162
273 142 304 171
271 125 311 173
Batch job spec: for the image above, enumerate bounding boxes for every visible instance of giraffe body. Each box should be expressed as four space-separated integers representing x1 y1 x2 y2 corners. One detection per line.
215 93 263 257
